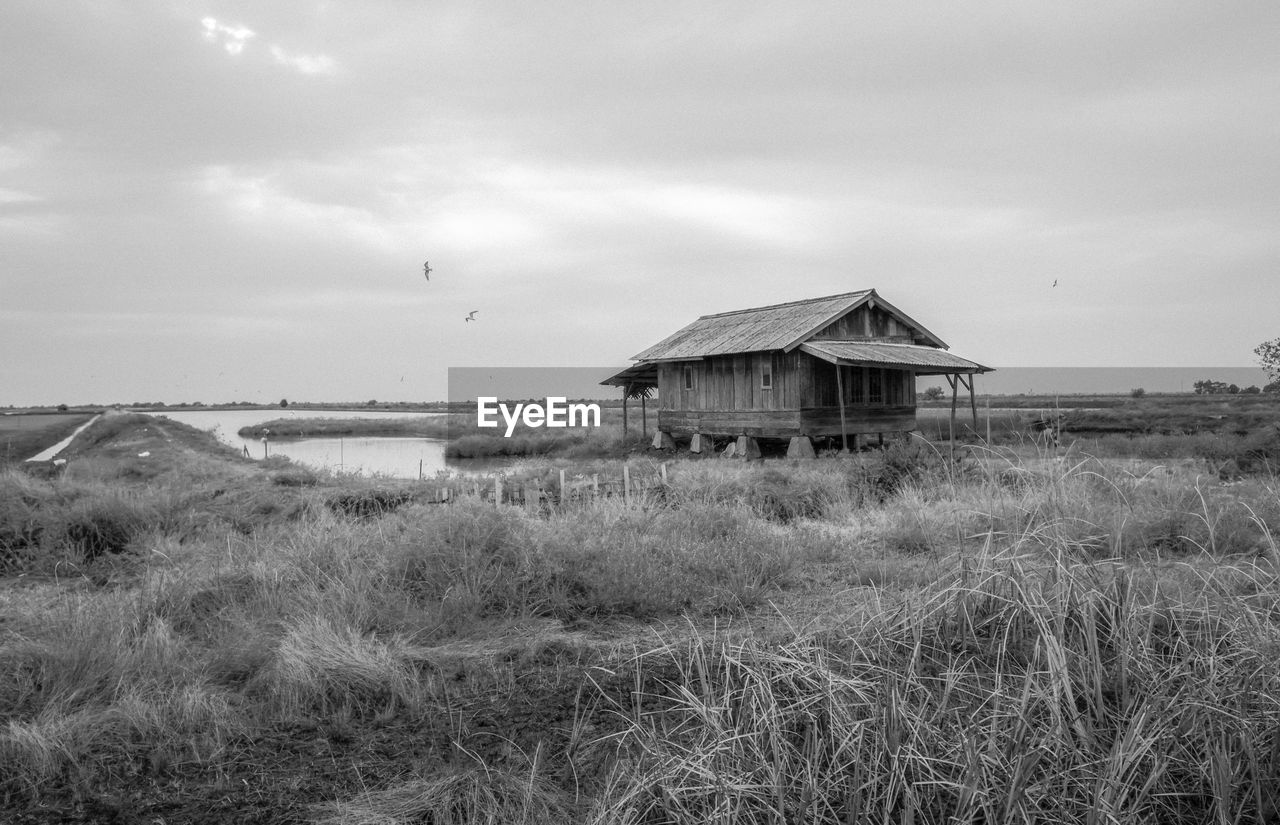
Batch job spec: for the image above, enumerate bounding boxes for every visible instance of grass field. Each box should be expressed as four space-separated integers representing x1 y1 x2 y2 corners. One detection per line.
0 412 97 467
2 402 1279 822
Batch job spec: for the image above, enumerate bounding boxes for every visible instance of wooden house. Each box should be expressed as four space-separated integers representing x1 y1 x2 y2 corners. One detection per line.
603 289 991 456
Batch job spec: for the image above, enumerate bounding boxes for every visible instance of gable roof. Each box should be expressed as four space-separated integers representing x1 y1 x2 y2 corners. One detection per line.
630 289 947 361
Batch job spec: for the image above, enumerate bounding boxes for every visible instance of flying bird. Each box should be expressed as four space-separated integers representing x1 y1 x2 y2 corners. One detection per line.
423 261 432 280
465 311 478 322
1052 279 1058 288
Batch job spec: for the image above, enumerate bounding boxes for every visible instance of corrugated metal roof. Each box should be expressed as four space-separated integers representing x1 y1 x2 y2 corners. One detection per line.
632 291 873 360
799 341 992 374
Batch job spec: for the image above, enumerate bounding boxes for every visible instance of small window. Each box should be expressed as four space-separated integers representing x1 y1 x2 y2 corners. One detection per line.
761 361 772 390
683 364 694 391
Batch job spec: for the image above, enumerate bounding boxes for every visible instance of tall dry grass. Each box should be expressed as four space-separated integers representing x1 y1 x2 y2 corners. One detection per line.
3 432 1280 821
586 547 1280 824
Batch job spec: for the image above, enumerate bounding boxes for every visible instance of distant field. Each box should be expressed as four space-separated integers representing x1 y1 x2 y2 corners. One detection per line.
236 416 453 440
0 413 96 465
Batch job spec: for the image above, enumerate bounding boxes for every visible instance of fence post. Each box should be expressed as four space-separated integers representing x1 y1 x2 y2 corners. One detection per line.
623 464 631 505
592 474 599 496
493 475 502 506
660 462 668 486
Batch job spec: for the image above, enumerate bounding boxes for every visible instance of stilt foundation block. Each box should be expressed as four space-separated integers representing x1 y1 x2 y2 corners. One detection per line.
736 436 761 460
652 430 676 451
786 436 816 459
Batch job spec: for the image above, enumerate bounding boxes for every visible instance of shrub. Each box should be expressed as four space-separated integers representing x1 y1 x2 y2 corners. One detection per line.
55 497 153 560
326 488 415 519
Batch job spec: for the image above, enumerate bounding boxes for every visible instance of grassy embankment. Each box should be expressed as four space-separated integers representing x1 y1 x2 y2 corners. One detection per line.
1 405 1280 822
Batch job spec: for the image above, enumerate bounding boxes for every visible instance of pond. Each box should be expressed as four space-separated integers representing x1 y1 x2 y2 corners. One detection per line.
153 409 449 479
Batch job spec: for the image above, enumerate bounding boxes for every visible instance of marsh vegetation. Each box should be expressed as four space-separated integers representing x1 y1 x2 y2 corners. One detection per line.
1 402 1279 823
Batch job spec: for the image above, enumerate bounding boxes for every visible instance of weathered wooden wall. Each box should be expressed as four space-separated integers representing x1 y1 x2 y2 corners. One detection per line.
809 305 919 343
658 351 806 412
656 352 919 437
661 357 914 412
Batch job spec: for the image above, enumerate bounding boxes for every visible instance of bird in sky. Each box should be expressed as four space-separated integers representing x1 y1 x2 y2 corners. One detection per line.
423 261 432 280
1052 279 1058 287
465 311 478 322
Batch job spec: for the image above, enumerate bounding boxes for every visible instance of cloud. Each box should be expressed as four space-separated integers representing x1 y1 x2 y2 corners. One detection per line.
197 164 398 252
0 187 39 204
0 214 63 237
199 15 336 75
200 17 255 55
269 45 336 76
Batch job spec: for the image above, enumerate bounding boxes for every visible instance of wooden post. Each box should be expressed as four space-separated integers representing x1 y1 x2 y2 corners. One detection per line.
946 374 958 460
986 395 991 443
947 374 958 442
622 390 629 435
559 468 566 503
493 475 501 506
641 396 647 437
835 364 849 452
968 373 978 431
623 464 631 504
660 462 668 485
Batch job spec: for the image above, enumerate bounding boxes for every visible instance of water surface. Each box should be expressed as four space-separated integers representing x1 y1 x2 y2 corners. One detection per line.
154 409 448 478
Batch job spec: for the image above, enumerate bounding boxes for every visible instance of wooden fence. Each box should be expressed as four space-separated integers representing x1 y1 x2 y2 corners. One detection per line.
417 462 672 510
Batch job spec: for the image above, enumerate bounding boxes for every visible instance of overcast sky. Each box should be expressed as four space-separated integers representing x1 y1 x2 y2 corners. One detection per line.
3 1 1277 405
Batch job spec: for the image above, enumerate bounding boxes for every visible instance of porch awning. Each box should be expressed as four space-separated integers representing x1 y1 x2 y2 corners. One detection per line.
600 362 658 389
799 341 992 375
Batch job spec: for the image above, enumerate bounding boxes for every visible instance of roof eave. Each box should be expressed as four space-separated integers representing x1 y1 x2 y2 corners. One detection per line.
797 342 993 374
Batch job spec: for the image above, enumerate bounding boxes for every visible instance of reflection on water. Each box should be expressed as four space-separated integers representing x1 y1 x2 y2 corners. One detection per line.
153 409 449 478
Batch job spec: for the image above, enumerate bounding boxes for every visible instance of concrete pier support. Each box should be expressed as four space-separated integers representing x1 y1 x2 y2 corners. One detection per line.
736 436 761 460
786 436 816 459
652 430 676 450
689 433 704 454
